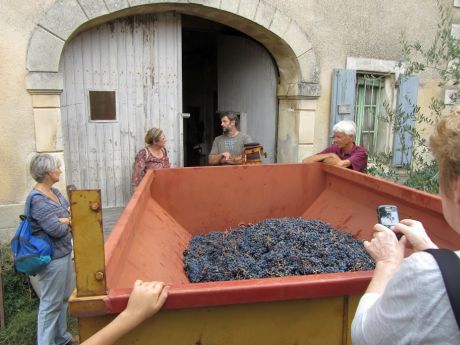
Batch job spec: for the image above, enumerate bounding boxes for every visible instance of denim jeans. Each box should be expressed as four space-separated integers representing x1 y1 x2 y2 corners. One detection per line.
36 254 74 345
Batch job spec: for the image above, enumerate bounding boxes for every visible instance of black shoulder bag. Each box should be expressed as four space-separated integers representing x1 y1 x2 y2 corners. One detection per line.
425 248 460 329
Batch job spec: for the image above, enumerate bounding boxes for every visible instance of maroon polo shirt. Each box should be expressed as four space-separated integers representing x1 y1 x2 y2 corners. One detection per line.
319 144 368 172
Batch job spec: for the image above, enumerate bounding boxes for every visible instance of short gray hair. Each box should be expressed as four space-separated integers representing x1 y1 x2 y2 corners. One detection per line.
333 120 356 136
30 154 61 182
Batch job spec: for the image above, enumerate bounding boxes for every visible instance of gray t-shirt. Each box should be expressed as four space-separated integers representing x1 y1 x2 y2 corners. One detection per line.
352 251 460 344
209 132 252 158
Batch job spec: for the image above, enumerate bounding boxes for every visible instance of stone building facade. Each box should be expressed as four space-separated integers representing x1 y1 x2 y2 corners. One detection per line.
0 0 459 239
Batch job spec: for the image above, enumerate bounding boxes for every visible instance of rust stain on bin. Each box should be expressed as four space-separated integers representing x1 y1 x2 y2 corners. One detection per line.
100 163 460 313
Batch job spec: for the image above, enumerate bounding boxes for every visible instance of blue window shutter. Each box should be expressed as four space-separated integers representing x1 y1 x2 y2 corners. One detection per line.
330 69 357 138
392 75 419 166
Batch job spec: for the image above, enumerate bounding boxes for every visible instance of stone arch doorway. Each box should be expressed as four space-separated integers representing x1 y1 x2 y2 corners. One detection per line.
26 0 320 196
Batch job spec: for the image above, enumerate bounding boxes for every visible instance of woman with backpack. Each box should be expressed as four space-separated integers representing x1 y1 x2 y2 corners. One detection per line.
131 127 170 187
28 154 77 345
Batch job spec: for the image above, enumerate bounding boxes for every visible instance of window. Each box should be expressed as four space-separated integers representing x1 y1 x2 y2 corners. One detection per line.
89 91 116 121
331 61 419 166
354 74 385 155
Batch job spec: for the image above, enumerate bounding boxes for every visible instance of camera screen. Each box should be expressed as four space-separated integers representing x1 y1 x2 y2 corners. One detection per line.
378 206 399 227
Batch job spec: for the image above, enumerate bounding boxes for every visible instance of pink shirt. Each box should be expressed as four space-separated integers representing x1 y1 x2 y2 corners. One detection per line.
319 144 367 172
131 147 170 186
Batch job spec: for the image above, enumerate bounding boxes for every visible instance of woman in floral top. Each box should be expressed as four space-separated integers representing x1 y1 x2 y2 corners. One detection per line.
131 128 170 186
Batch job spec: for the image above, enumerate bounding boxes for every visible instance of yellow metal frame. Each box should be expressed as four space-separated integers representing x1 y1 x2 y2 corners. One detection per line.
78 296 358 345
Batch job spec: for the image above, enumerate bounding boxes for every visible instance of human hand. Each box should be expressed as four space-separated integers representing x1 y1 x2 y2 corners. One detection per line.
323 153 341 165
232 155 243 164
58 217 71 225
221 152 232 160
392 219 438 252
364 224 406 267
122 280 169 323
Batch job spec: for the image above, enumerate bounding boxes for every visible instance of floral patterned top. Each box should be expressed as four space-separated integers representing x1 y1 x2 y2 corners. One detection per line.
131 147 170 186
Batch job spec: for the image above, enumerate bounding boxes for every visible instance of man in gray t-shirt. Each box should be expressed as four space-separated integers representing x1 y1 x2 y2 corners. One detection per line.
208 111 252 165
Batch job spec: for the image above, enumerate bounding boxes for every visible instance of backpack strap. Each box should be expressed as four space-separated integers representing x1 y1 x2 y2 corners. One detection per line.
425 248 460 329
24 190 41 219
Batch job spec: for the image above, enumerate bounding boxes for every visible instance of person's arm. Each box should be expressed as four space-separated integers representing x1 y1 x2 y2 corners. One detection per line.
81 280 169 345
131 150 147 187
323 153 348 167
208 152 226 165
351 226 406 345
363 224 406 294
30 197 70 238
393 219 438 251
208 139 226 165
351 254 423 345
302 152 338 164
347 147 368 172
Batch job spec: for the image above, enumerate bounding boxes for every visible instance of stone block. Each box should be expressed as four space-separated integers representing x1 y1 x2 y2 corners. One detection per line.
220 0 239 13
0 228 17 244
269 9 291 38
298 99 318 111
26 72 64 94
455 0 460 7
237 0 259 20
283 21 312 57
298 144 315 163
298 110 316 144
104 0 129 12
0 204 25 229
254 2 276 29
34 108 63 152
27 28 65 72
129 0 185 6
188 0 221 9
79 0 109 19
39 0 88 40
278 82 321 99
32 95 61 108
298 49 319 83
346 57 398 74
277 100 299 163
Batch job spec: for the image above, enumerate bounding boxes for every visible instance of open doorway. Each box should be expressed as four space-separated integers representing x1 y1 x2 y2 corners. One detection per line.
182 15 279 167
182 16 218 166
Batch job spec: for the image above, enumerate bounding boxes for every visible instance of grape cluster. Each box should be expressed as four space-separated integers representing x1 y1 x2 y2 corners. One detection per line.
183 218 375 283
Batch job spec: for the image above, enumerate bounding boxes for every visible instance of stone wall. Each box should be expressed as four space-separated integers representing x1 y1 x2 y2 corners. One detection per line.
0 0 457 241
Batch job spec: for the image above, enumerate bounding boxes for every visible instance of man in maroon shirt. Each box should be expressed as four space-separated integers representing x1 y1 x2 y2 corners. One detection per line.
302 120 367 172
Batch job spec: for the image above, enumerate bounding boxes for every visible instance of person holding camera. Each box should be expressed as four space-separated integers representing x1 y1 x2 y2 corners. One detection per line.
351 113 460 344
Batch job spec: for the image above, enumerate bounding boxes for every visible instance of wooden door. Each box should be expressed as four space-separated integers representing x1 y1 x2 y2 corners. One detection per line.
217 35 278 162
60 13 182 207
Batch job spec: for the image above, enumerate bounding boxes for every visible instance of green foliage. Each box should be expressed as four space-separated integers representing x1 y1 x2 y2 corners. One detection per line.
0 244 38 345
401 1 460 103
367 1 458 194
404 161 439 195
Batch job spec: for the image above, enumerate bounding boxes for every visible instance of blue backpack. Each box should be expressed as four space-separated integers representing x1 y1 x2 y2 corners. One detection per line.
10 191 54 275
